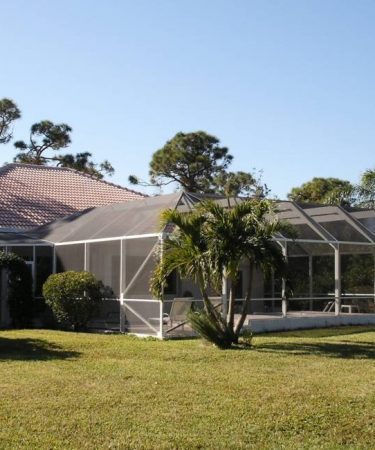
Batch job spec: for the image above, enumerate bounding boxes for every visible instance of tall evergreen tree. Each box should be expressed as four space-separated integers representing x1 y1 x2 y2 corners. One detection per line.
13 119 114 178
0 98 21 144
130 131 261 196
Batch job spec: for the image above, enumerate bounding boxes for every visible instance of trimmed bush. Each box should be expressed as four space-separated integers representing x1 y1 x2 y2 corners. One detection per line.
43 271 103 331
0 250 33 328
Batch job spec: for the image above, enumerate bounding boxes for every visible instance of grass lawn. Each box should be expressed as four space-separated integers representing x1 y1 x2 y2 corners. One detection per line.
0 327 374 449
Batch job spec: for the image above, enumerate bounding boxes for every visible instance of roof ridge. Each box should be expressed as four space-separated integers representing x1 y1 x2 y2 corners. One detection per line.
0 162 147 197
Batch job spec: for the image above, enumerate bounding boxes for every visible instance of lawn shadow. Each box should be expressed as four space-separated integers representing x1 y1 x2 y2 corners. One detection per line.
255 341 375 359
259 326 375 339
0 337 81 361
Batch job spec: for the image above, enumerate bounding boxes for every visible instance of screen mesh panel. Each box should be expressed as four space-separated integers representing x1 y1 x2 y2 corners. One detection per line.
287 256 311 311
292 224 324 240
56 244 84 272
88 299 120 330
122 300 160 336
295 241 334 256
288 256 309 297
287 242 309 256
124 237 159 299
0 233 47 244
34 192 182 243
35 246 53 296
319 220 369 242
312 255 334 297
275 202 326 240
340 251 374 313
357 217 375 234
8 246 33 261
341 253 374 295
338 243 375 255
87 241 120 298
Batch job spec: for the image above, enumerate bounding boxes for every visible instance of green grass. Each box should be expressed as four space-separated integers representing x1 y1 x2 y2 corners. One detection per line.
0 327 374 449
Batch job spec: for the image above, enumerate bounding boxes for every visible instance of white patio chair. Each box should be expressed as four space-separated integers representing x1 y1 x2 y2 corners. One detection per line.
148 298 194 330
208 296 223 313
167 298 194 328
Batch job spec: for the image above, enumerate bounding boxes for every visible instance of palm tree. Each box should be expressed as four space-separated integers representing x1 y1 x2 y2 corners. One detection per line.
150 209 225 325
201 200 291 342
151 207 235 348
151 199 291 347
357 168 375 208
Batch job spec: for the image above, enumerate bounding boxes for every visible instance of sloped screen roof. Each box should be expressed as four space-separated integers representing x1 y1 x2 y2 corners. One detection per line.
31 192 183 243
350 209 375 234
0 232 51 245
303 205 374 243
2 192 373 247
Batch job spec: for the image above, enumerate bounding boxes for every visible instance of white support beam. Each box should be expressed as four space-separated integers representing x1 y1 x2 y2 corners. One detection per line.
32 246 36 296
119 293 125 333
52 246 56 274
309 255 313 311
119 239 123 298
159 234 164 338
334 245 341 316
271 269 275 312
84 243 88 271
281 242 288 318
54 233 161 247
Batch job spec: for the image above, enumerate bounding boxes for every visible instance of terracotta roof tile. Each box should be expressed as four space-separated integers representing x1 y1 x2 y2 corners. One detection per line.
0 163 145 230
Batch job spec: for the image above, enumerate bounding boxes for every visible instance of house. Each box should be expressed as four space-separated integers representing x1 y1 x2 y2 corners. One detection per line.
0 163 145 231
0 188 374 335
0 163 145 326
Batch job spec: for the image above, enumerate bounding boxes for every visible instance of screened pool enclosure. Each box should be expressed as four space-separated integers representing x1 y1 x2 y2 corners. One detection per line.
0 192 374 335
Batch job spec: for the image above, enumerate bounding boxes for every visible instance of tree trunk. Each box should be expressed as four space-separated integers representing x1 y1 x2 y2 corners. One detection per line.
198 274 221 322
227 280 236 331
234 263 254 340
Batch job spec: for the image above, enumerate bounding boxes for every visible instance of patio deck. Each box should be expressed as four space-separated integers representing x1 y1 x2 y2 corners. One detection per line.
89 298 375 338
164 311 375 338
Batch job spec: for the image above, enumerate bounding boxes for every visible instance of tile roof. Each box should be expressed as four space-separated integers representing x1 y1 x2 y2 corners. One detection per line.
0 163 145 230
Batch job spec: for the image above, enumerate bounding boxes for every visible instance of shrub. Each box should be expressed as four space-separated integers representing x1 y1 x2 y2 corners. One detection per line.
188 310 234 349
0 250 33 328
43 271 103 331
239 329 253 347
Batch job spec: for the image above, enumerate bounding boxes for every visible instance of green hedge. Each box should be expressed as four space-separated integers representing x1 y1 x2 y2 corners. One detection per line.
0 250 33 328
43 271 103 331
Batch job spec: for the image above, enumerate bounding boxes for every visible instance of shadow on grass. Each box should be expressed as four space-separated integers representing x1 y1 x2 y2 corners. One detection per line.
0 337 80 361
255 341 375 359
259 326 375 339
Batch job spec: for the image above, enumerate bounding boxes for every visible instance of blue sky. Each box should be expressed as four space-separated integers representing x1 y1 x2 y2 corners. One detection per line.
1 0 374 198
